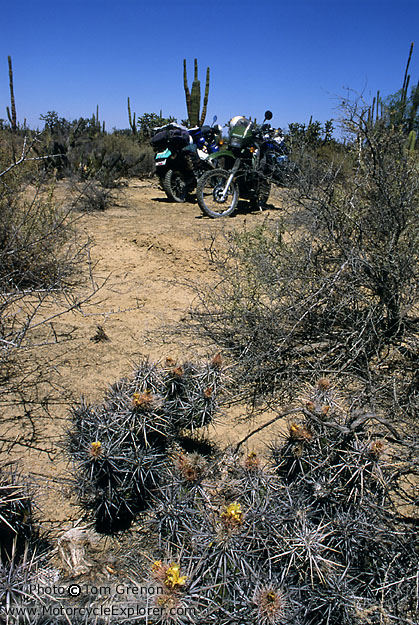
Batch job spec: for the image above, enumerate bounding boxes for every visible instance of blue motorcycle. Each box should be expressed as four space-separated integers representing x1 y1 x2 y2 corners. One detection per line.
151 117 221 202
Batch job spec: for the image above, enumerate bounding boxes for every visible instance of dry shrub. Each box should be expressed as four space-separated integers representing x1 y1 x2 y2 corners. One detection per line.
0 133 98 454
187 100 418 424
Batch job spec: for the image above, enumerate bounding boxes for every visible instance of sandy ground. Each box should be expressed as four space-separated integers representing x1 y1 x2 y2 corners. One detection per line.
4 178 288 529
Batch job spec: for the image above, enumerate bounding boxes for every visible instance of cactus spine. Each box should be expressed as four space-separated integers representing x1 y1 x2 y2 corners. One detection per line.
183 58 210 127
7 55 17 131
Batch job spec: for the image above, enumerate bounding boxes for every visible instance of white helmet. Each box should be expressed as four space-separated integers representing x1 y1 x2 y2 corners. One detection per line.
229 115 246 130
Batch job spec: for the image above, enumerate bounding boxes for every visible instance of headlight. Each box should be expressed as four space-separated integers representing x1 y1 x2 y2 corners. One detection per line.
229 137 242 148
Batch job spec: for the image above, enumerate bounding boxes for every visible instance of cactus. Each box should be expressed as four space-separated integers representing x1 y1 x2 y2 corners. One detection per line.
407 79 419 132
398 42 419 132
0 464 35 561
127 96 137 134
95 103 100 130
66 356 223 533
183 58 210 127
400 42 414 114
7 55 17 131
407 129 416 153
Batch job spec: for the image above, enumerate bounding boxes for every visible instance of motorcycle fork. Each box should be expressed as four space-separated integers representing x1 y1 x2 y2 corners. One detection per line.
220 158 241 201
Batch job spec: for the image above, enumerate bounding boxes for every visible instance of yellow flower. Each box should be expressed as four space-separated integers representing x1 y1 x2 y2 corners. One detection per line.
164 563 187 589
289 422 312 442
132 390 153 409
222 501 243 525
245 452 260 470
370 440 385 459
89 441 102 458
255 586 287 620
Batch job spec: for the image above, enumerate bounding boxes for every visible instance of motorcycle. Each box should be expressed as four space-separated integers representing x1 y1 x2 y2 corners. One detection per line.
258 126 294 186
151 118 221 203
196 111 293 218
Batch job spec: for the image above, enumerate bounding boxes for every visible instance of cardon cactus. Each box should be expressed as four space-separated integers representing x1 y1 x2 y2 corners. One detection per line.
183 58 210 127
127 96 137 135
7 55 17 131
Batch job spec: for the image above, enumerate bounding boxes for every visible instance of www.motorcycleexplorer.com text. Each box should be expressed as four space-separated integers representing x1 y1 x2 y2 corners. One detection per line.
5 582 197 621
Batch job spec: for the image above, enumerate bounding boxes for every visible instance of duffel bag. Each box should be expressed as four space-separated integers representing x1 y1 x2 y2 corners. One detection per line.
150 129 170 150
167 127 190 148
150 125 190 151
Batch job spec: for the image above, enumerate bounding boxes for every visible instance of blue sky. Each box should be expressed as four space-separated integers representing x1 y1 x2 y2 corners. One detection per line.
1 0 418 133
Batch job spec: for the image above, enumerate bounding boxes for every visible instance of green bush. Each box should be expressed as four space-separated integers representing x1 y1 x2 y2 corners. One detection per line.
36 112 156 185
68 132 155 187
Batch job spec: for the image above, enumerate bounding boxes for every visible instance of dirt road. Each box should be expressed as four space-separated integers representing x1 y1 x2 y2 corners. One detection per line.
7 179 286 527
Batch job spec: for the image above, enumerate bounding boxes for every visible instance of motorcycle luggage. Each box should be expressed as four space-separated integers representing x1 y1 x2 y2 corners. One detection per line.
150 127 190 150
189 126 206 148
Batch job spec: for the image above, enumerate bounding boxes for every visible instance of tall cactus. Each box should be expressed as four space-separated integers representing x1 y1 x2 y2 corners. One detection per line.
183 58 210 127
7 55 17 131
400 42 414 114
127 96 137 134
407 79 419 132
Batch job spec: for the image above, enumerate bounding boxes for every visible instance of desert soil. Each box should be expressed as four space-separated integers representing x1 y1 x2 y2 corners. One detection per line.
6 178 287 530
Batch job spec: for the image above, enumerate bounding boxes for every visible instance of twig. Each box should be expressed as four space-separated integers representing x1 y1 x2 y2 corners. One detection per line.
0 134 62 178
234 407 302 452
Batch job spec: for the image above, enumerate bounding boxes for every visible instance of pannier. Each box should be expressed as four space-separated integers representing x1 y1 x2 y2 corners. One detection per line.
150 125 190 150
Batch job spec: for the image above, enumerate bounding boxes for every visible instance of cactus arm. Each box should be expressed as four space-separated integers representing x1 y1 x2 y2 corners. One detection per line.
407 130 416 153
8 56 17 131
183 59 192 124
200 67 210 126
401 42 414 105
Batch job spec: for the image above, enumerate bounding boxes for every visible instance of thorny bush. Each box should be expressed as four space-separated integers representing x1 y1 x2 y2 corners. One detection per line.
0 130 98 454
187 98 418 422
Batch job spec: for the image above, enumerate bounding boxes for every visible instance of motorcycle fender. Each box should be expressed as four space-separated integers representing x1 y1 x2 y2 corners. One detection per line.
197 148 209 160
155 148 172 167
206 149 236 162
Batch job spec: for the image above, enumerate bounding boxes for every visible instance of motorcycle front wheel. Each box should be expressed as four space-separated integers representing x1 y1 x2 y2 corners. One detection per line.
196 169 239 218
162 169 188 203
